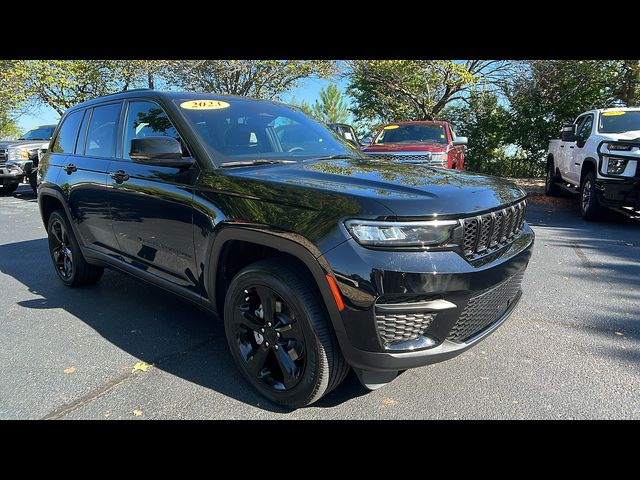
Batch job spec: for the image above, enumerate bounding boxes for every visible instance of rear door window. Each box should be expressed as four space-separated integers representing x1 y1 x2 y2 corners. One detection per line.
85 103 122 158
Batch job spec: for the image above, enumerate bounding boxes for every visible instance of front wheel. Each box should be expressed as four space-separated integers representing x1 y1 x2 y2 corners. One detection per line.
223 258 349 408
579 171 604 221
0 183 19 196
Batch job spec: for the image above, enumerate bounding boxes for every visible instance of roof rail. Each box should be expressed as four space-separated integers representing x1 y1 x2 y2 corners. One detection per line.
97 87 153 99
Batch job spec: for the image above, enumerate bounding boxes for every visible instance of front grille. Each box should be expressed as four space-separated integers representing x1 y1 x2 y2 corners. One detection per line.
365 151 446 165
446 270 524 343
0 149 7 161
375 310 435 346
461 200 527 259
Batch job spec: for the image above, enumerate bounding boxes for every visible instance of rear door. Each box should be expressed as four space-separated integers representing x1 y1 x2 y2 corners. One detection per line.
107 99 200 294
57 104 121 256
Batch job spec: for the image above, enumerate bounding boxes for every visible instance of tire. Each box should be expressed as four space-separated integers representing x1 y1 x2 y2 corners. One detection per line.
0 183 19 196
47 210 104 287
545 161 561 196
28 171 38 193
223 258 349 408
579 171 604 221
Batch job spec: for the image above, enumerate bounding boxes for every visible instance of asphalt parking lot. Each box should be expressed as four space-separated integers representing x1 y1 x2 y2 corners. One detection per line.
0 185 638 419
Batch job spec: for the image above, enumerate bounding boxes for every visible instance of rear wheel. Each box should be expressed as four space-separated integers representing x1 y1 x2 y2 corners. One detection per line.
0 183 19 196
579 171 604 221
545 162 561 196
223 258 349 408
47 210 104 286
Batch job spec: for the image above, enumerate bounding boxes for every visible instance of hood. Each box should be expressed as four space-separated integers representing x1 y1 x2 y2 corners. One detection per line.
0 139 50 150
363 142 448 153
223 157 526 218
604 130 640 141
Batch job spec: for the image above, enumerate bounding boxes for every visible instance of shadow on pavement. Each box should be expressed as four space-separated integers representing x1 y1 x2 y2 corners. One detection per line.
0 237 368 413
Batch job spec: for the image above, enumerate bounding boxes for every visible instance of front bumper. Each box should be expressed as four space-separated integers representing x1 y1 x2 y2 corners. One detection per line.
323 223 534 372
0 163 25 185
596 177 640 209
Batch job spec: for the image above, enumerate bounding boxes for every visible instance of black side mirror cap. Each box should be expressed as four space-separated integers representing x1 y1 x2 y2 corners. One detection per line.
130 136 194 168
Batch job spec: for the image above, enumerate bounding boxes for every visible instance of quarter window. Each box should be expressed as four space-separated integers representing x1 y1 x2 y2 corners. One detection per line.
85 103 122 158
51 110 84 154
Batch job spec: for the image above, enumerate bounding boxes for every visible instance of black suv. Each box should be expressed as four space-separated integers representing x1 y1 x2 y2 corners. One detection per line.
38 90 534 407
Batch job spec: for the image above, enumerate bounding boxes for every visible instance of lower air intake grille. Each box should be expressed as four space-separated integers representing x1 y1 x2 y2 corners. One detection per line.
375 311 435 346
446 270 524 343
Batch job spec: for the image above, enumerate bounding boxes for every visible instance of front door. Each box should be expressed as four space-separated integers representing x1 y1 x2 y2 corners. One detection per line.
567 113 594 185
107 99 200 294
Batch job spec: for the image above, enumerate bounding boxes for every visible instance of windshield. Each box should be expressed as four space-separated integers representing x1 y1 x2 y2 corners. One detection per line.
598 111 640 133
374 124 448 144
20 126 55 141
173 98 365 166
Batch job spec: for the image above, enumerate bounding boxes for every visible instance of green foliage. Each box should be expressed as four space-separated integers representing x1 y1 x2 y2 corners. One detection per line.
164 60 338 100
290 84 350 124
504 60 622 163
0 112 20 140
442 89 511 174
346 60 512 125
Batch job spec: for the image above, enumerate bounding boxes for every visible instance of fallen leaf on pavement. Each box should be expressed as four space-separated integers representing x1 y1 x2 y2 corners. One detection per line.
132 409 143 417
63 367 76 374
382 398 396 406
614 332 624 336
132 361 151 373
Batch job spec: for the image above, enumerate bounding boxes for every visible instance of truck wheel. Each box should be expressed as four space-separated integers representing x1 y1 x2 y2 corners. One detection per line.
545 162 561 196
47 210 104 287
28 172 38 193
223 258 349 408
0 183 19 196
579 172 604 221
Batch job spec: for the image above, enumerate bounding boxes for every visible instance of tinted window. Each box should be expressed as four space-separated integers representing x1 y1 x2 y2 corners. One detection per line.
75 109 91 154
173 97 362 166
374 124 448 144
85 103 122 158
51 111 84 154
123 101 183 160
577 115 593 142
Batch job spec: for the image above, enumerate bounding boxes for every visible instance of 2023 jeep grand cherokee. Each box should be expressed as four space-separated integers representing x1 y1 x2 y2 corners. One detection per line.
38 90 534 408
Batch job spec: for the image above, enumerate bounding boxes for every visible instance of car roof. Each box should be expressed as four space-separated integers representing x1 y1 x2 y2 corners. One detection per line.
66 89 289 113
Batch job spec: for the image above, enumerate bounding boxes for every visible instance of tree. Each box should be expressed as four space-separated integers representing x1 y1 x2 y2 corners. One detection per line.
164 60 338 100
504 60 621 163
442 89 510 173
0 112 20 140
346 60 516 124
615 60 640 107
7 60 123 115
310 84 350 123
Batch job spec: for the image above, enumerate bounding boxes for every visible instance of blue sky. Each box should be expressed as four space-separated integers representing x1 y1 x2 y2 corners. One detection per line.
17 76 353 133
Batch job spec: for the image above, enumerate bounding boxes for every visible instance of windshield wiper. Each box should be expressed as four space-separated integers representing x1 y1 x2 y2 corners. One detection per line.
219 159 297 168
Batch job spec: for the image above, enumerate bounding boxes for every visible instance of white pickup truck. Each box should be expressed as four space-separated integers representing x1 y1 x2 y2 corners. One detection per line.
545 108 640 220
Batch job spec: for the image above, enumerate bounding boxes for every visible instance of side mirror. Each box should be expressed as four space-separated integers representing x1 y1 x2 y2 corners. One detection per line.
130 137 193 168
452 136 468 146
561 123 577 142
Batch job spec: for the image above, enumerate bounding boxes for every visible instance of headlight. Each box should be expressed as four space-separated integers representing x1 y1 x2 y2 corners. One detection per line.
604 156 629 175
8 147 29 161
429 153 448 166
344 219 459 247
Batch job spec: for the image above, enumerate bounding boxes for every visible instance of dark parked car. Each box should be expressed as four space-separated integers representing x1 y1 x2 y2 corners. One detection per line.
0 124 57 194
38 90 534 408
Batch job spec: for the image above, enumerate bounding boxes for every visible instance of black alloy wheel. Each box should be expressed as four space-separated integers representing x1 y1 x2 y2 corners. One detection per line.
223 259 349 408
46 210 104 287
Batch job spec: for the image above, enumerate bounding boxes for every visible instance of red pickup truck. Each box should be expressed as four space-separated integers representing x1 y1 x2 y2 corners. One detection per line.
362 121 467 170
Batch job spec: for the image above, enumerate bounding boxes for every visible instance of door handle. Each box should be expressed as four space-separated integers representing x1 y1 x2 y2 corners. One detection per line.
569 146 575 149
64 163 77 174
110 169 130 184
560 145 564 148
